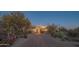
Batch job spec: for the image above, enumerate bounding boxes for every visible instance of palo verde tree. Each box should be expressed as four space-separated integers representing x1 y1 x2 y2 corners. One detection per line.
2 11 31 39
47 24 57 33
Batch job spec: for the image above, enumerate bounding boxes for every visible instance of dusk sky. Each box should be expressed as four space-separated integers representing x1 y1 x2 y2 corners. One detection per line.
0 11 79 28
25 11 79 28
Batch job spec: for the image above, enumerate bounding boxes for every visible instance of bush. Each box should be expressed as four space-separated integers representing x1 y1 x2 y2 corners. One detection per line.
67 30 79 37
54 31 65 38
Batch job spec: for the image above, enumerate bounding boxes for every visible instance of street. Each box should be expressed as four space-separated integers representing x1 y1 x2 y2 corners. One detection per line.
12 34 79 47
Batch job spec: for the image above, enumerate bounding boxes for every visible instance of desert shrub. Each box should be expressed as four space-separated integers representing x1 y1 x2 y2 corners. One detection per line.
67 29 79 37
54 31 65 38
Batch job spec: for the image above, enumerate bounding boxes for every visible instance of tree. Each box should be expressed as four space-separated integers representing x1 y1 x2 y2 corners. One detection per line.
47 24 58 36
47 24 57 32
67 27 79 37
2 11 31 40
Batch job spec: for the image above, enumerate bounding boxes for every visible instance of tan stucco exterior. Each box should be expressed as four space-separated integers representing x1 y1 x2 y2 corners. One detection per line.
32 25 48 34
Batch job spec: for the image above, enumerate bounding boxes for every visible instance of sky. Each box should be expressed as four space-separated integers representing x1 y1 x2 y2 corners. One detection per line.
0 11 79 28
25 11 79 28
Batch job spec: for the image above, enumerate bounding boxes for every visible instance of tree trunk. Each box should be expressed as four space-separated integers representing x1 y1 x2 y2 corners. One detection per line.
7 33 10 40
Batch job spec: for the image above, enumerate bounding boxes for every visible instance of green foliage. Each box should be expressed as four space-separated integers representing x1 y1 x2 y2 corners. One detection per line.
54 31 65 38
59 26 67 32
67 28 79 37
2 11 31 39
47 24 57 34
47 24 68 41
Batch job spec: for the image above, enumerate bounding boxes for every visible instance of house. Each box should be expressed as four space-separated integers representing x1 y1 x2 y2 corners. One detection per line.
32 25 48 34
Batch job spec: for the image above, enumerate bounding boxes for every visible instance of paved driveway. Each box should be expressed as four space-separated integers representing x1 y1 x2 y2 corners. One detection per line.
12 34 79 47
